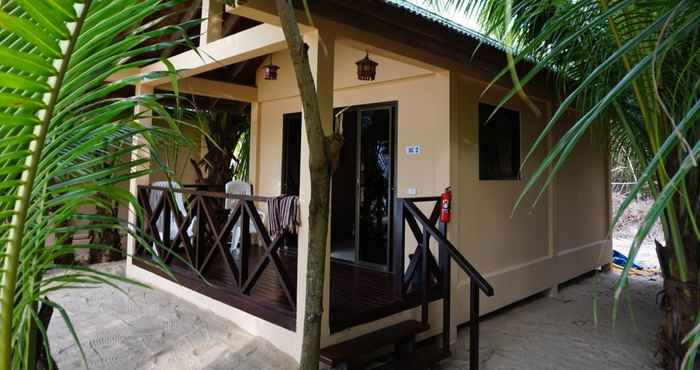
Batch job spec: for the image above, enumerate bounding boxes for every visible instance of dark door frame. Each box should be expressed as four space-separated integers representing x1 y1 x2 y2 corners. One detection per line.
332 101 398 272
281 112 302 196
281 112 302 249
280 103 399 270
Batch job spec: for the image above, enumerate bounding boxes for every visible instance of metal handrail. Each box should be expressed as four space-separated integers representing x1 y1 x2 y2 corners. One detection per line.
397 197 494 370
403 201 494 296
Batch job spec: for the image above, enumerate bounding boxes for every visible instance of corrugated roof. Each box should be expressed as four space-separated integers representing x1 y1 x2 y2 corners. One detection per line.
381 0 515 54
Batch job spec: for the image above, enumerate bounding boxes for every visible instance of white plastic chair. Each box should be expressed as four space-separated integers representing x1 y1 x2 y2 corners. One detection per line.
149 181 196 255
226 181 264 255
225 181 252 210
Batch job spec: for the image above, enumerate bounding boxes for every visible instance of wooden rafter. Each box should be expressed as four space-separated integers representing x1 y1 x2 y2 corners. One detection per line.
155 77 258 102
141 23 289 86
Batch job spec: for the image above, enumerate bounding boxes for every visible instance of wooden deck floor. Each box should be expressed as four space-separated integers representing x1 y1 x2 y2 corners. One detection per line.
329 261 442 333
134 246 441 332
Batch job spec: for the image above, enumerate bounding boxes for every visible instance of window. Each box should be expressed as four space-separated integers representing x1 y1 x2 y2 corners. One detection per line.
479 103 521 180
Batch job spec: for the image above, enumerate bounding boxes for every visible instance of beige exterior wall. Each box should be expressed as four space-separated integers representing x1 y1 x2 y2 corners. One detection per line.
449 76 611 325
552 114 611 284
451 76 551 321
255 43 449 199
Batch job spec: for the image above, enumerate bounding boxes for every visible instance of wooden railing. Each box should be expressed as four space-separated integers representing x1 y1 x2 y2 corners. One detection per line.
394 197 494 370
135 185 297 327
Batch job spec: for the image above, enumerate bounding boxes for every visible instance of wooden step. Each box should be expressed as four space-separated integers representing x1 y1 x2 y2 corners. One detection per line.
320 320 430 368
395 345 450 370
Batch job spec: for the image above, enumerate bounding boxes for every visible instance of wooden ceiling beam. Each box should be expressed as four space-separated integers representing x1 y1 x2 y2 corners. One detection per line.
140 23 288 86
225 1 315 33
155 77 258 102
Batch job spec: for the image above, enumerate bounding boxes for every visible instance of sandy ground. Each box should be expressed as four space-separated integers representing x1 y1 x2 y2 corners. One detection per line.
48 263 663 370
441 269 663 370
47 263 298 370
612 192 663 270
614 238 660 269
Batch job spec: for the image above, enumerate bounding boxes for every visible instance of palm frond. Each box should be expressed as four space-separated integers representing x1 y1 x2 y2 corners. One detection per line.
0 0 196 368
430 0 699 367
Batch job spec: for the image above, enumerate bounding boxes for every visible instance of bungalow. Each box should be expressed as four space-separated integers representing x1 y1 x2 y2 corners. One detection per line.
125 0 612 368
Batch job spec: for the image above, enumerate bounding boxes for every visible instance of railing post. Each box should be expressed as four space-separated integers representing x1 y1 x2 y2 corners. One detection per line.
193 196 201 270
240 201 251 286
421 227 429 326
162 190 171 257
392 198 405 298
137 187 149 257
439 221 451 356
469 279 480 370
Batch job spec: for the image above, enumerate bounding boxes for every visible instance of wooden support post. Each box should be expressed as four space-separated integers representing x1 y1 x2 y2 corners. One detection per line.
127 84 153 267
447 71 461 348
201 0 224 46
249 102 261 190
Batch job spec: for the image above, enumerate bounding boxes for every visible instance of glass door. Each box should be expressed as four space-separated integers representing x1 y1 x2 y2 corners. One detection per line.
281 113 302 249
331 103 396 269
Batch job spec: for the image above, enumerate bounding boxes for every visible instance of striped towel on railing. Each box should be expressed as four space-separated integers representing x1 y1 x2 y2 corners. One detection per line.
267 195 300 238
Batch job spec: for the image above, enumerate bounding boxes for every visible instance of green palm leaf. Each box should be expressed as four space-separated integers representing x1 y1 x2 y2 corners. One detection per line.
425 0 699 367
0 0 196 368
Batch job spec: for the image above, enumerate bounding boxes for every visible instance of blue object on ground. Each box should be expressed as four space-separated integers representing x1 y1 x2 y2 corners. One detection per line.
612 250 643 270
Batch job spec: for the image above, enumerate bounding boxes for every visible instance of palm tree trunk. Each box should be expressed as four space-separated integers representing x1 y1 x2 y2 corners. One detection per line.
274 1 339 369
660 231 699 370
35 301 57 370
88 190 124 263
656 134 700 370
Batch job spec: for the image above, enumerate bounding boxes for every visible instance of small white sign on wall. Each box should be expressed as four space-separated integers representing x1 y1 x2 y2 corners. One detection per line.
405 145 421 156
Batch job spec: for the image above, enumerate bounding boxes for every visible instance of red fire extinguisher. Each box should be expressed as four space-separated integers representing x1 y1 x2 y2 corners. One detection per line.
440 186 452 223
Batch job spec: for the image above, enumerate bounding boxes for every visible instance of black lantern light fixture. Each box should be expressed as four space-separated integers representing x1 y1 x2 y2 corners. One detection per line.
263 55 280 80
356 51 378 81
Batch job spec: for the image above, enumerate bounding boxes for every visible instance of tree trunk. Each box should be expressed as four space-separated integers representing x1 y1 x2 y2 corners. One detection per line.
658 231 699 370
191 111 248 187
89 195 124 264
274 1 341 369
656 138 700 370
35 300 57 370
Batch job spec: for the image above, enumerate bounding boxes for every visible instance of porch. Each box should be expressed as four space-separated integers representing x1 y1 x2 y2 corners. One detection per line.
133 185 446 333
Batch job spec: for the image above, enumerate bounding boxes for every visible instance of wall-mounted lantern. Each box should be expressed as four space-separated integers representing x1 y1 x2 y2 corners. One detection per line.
356 51 378 81
263 55 280 80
